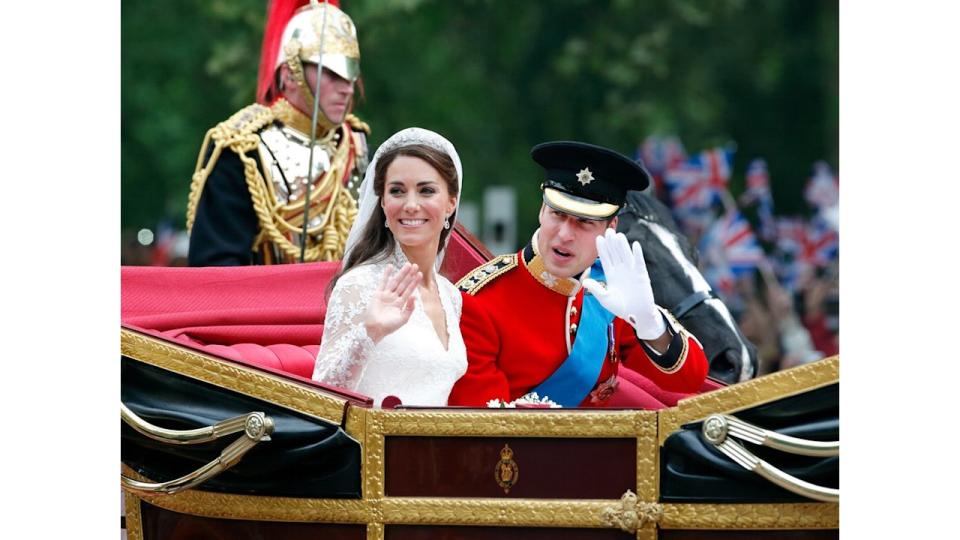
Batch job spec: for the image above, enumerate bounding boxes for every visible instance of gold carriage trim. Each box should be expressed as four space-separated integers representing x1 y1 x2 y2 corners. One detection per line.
121 328 350 425
122 354 839 538
456 254 518 295
659 355 839 445
123 491 143 540
660 502 840 529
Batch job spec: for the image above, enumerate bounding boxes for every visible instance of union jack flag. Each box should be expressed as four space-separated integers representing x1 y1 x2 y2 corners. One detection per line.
637 135 686 197
740 159 772 205
664 160 712 214
700 147 733 196
770 215 838 291
699 210 766 274
774 217 807 256
739 159 776 241
799 217 839 267
664 147 733 213
805 161 839 210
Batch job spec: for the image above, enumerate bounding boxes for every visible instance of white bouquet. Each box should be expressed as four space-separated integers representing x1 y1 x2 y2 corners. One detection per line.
486 392 562 409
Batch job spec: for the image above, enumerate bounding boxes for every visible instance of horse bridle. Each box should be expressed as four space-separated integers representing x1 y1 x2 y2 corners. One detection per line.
620 199 720 322
672 289 719 319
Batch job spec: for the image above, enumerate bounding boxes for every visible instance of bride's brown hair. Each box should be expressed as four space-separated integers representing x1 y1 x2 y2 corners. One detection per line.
327 144 459 298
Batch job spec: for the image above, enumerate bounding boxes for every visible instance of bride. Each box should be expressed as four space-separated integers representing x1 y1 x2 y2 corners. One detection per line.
312 128 467 407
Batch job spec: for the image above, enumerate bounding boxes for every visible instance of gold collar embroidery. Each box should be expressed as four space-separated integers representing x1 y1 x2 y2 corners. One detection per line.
522 230 583 297
269 98 339 140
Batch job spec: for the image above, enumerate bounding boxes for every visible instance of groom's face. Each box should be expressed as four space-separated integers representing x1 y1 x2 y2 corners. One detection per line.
537 204 617 279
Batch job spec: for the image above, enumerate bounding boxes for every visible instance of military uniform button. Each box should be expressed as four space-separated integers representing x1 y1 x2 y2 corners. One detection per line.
570 323 578 334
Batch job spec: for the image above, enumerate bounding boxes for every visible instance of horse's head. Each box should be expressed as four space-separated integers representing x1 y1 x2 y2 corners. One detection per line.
617 192 759 384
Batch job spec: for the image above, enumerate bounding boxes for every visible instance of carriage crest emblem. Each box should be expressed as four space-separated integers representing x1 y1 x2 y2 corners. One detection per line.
494 443 519 493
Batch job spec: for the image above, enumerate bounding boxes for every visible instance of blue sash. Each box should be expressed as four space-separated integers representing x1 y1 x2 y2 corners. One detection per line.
532 260 615 407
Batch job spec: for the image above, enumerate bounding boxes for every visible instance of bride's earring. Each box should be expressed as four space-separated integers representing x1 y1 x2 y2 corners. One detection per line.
444 216 451 230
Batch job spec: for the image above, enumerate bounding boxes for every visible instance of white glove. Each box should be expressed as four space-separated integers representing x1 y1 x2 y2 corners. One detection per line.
582 229 666 340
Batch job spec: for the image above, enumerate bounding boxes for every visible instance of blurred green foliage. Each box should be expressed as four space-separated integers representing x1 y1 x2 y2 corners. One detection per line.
122 0 838 242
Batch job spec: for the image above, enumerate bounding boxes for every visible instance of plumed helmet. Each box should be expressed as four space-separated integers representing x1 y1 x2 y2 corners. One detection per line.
278 3 360 82
256 0 361 105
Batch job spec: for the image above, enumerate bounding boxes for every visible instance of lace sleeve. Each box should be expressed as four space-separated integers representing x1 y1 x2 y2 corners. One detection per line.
440 276 463 319
312 266 379 390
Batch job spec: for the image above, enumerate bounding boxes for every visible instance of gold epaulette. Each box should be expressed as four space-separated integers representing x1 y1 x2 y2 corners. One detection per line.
345 113 371 135
213 103 276 144
186 104 275 232
456 254 518 295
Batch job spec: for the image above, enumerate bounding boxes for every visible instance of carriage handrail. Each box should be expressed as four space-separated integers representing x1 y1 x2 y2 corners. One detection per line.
701 414 839 503
121 404 274 496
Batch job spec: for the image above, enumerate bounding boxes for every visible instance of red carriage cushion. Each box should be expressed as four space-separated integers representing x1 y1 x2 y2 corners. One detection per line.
120 226 719 402
121 225 493 380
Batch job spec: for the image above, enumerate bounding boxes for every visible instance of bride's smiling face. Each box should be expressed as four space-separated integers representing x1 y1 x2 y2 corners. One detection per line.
381 155 457 251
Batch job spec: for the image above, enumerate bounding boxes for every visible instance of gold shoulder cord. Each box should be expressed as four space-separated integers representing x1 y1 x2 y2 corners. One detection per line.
186 104 362 262
345 113 371 135
186 104 274 233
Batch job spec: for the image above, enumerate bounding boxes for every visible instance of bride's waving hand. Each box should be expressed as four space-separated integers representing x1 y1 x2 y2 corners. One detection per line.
365 263 422 344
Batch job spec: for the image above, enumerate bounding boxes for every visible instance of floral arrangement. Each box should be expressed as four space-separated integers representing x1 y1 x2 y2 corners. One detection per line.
486 392 561 408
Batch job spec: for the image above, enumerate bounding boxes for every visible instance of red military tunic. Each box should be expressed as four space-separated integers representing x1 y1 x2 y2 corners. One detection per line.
448 243 709 407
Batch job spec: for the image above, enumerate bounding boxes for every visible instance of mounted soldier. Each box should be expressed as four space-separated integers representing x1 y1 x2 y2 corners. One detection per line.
186 0 370 265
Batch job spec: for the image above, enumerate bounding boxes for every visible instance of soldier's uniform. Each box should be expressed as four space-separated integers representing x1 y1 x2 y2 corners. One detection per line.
448 142 709 407
186 2 369 265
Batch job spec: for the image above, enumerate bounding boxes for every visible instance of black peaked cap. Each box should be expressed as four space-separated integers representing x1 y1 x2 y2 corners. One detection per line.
531 141 651 220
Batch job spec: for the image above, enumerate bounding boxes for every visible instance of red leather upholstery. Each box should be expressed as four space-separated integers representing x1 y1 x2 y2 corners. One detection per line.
121 228 492 382
438 223 493 283
121 228 719 399
122 262 340 383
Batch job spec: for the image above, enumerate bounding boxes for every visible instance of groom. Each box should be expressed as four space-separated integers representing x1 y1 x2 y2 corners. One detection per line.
448 141 708 408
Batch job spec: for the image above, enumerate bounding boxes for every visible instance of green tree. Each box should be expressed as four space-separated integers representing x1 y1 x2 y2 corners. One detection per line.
122 0 837 243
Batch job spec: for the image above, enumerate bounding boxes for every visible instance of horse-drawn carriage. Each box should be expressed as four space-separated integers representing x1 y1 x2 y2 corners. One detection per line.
121 212 838 539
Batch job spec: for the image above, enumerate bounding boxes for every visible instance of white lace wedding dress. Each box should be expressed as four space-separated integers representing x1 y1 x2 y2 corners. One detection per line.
312 247 467 407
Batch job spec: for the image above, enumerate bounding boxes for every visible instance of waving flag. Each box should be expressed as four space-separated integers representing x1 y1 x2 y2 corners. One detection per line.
805 161 839 210
664 160 712 214
637 135 687 197
700 210 766 274
700 147 733 196
773 217 806 255
638 135 686 177
800 217 839 267
771 215 838 291
664 147 734 212
739 158 776 241
740 159 772 205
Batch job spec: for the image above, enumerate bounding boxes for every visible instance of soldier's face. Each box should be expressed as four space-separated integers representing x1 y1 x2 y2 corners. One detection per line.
537 205 617 279
304 65 355 123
